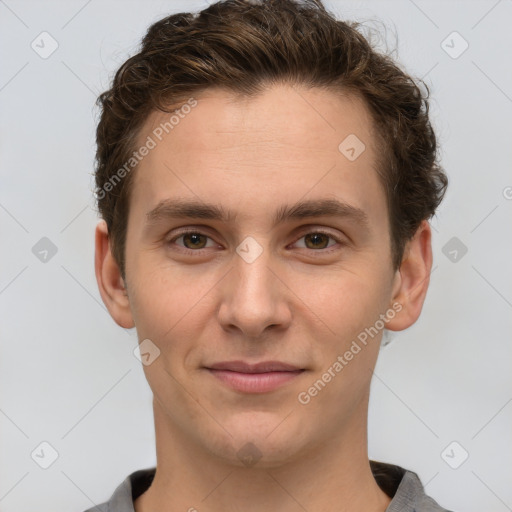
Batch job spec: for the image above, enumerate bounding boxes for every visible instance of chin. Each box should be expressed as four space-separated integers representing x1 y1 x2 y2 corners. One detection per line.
200 412 310 469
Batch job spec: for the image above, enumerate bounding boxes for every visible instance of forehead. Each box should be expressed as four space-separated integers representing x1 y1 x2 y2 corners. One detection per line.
129 84 385 230
138 84 377 158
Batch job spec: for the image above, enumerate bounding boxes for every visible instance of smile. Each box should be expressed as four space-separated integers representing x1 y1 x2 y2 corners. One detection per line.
207 369 305 393
205 361 305 393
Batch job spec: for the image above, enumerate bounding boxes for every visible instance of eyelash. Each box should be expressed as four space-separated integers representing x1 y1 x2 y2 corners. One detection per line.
166 228 345 256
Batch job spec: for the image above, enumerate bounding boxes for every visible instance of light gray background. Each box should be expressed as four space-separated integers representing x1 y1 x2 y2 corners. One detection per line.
1 0 511 511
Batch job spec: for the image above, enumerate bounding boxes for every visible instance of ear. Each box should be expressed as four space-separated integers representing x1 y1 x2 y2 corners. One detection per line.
385 220 433 331
94 220 135 329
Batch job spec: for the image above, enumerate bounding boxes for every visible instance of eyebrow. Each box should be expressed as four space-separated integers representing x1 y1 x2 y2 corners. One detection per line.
145 198 370 231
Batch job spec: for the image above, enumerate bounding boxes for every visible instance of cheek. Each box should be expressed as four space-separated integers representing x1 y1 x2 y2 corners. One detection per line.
129 264 219 351
307 266 390 344
138 266 186 350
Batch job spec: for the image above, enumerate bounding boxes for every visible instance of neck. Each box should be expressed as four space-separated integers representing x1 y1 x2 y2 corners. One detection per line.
135 399 391 512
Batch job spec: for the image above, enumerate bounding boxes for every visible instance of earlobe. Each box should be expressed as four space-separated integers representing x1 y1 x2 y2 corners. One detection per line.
385 220 433 332
94 220 135 329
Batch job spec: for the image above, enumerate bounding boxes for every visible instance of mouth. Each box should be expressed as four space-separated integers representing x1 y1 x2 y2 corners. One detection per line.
204 361 306 393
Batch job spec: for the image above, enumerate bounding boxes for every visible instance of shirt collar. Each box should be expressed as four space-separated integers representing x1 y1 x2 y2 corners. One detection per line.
92 460 449 512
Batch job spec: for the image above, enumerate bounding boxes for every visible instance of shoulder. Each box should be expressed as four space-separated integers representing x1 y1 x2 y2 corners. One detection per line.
370 460 454 512
80 467 156 512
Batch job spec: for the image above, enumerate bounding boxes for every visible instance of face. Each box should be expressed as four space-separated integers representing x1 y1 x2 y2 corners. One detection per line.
98 83 424 468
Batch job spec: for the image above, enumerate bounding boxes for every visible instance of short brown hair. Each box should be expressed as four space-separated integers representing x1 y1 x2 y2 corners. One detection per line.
94 0 448 281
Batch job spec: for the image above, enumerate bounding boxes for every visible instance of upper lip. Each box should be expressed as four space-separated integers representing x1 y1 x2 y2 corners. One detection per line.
206 361 303 373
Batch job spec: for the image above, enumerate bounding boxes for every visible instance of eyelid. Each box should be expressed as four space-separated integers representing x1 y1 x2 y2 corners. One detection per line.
166 225 347 253
289 227 346 252
167 228 220 250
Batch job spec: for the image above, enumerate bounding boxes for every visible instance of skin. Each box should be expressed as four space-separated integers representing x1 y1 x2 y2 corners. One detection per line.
95 83 432 512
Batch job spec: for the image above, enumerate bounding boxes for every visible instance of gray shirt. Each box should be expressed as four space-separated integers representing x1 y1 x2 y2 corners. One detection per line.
82 460 452 512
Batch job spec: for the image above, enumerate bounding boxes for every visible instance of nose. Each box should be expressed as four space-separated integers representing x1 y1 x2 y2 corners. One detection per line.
217 243 292 340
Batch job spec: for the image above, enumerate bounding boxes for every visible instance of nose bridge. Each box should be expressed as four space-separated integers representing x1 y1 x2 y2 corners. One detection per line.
218 236 290 337
234 244 274 301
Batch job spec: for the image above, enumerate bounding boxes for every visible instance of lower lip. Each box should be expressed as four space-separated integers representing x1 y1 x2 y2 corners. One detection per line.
206 369 304 393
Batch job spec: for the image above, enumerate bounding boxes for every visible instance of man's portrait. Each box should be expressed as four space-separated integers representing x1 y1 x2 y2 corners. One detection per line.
1 1 510 511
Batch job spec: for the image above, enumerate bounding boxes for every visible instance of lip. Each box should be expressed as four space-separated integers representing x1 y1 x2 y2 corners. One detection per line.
205 360 305 393
208 360 302 373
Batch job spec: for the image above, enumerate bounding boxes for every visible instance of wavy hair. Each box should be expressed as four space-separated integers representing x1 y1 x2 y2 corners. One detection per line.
94 0 448 280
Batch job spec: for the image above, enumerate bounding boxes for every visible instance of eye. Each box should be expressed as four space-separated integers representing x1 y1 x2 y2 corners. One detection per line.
292 231 341 251
168 230 217 252
166 228 345 255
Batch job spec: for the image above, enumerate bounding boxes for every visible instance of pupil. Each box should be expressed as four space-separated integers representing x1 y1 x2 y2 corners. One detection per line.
307 233 327 249
185 233 204 248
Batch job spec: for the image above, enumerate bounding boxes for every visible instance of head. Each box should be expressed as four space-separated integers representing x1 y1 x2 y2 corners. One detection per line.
94 0 447 468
